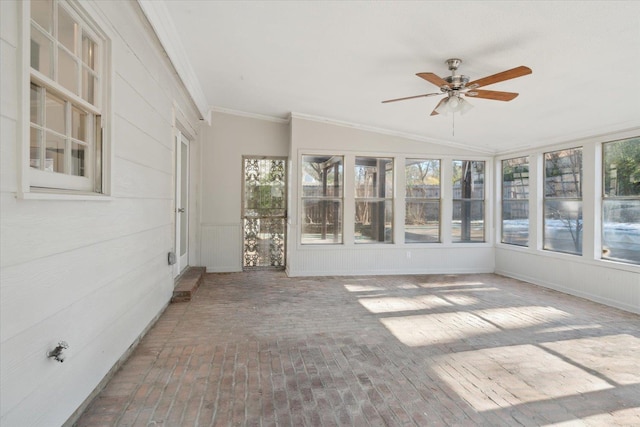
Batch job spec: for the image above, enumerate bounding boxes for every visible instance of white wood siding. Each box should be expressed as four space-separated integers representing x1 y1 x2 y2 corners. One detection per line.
0 1 201 425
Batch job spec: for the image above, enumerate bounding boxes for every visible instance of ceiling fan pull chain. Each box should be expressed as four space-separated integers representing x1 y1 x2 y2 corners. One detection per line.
452 112 455 136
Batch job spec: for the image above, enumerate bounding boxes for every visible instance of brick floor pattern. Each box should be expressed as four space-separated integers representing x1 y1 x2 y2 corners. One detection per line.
75 272 640 426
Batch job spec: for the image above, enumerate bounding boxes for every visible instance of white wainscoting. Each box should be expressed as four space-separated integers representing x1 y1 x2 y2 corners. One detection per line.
201 223 243 272
287 246 495 277
495 247 639 314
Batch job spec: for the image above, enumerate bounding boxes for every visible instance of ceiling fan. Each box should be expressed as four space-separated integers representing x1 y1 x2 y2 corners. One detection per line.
382 58 532 116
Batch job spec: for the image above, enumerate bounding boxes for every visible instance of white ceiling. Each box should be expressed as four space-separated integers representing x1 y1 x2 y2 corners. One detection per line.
162 0 640 153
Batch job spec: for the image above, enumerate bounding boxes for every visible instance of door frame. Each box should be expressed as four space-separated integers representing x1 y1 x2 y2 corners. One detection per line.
174 130 190 277
241 155 288 270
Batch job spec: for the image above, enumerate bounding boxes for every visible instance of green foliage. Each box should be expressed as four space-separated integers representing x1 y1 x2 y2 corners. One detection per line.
604 137 640 197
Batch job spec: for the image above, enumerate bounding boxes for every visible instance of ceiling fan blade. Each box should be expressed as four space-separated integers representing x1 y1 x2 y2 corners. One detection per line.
466 66 532 89
465 89 519 101
382 93 441 103
430 98 447 116
416 72 451 88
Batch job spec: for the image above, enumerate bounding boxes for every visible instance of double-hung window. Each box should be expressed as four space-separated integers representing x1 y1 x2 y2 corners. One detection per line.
405 159 440 243
501 156 529 246
354 157 393 243
29 0 105 192
602 137 640 264
544 147 583 255
301 155 344 244
452 160 485 242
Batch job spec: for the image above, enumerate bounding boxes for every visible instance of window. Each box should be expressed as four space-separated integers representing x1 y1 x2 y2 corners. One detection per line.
602 137 640 264
405 159 440 243
355 157 393 243
301 155 343 244
29 0 105 192
544 147 583 255
452 160 485 242
501 156 529 246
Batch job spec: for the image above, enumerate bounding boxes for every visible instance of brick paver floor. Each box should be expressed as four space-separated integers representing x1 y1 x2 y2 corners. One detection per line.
75 272 640 426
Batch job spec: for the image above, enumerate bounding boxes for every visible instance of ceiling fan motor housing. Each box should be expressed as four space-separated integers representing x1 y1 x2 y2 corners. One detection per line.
444 75 469 90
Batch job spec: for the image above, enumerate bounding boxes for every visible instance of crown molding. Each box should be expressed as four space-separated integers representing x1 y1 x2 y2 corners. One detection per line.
211 107 290 124
137 0 211 124
289 112 495 155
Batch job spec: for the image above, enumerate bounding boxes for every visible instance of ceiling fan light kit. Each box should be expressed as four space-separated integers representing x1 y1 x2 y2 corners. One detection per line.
383 58 532 116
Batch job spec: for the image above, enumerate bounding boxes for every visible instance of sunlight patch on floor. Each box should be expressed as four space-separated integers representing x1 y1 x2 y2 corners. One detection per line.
380 312 500 346
431 344 614 412
473 306 571 329
541 334 640 385
358 295 453 314
343 284 385 292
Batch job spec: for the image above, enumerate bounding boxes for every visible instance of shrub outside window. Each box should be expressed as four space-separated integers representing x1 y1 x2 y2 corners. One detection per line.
355 157 393 243
544 147 583 255
405 159 440 243
301 155 343 244
452 160 485 242
502 156 529 246
29 0 103 192
602 137 640 264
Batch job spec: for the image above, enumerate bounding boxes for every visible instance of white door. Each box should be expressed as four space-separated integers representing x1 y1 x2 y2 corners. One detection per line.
174 131 189 277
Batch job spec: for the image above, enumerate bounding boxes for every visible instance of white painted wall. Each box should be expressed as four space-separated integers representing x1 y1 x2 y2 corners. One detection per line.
0 1 201 425
200 111 290 272
287 115 495 277
494 130 640 314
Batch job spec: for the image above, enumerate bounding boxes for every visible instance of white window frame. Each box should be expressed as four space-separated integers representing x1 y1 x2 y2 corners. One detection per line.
354 156 394 244
452 159 486 243
19 0 111 198
404 158 441 243
543 147 584 255
501 156 530 246
300 154 344 245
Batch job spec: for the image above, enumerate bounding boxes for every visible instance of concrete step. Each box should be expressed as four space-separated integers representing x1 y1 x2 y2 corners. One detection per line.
171 267 205 303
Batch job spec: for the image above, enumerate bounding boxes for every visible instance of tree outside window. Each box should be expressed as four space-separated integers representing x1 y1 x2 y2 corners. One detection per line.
355 157 393 243
544 148 583 255
452 160 485 242
602 137 640 264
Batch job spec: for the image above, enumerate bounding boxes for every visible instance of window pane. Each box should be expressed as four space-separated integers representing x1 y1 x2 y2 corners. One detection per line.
58 47 79 95
406 159 440 198
71 106 87 141
355 200 392 243
603 199 640 264
30 127 43 169
30 84 43 125
301 200 343 244
452 200 484 242
502 157 529 246
82 33 97 70
82 67 97 104
31 0 53 33
544 200 583 255
58 6 78 53
603 138 640 197
71 142 86 176
545 148 582 198
45 92 65 135
31 26 53 78
502 200 529 246
405 201 440 243
45 131 65 173
302 156 343 197
453 160 484 199
355 157 392 198
502 157 529 199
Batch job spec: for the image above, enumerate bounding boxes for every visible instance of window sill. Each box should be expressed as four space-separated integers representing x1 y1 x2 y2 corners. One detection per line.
19 189 113 201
